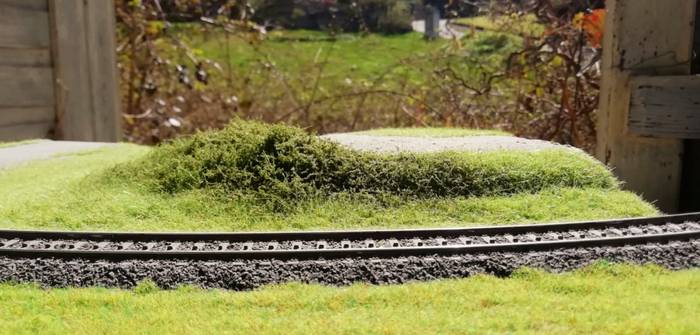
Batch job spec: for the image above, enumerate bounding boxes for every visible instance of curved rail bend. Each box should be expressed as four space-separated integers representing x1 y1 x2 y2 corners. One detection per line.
0 213 698 261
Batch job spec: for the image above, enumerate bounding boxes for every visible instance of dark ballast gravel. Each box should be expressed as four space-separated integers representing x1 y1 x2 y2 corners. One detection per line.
0 241 698 290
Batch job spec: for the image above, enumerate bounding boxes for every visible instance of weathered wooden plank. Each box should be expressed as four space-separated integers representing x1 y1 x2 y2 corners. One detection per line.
49 0 94 140
628 76 700 138
0 107 54 126
0 0 48 11
84 0 121 141
596 0 697 212
0 121 52 141
680 3 700 212
0 0 50 48
0 66 54 107
0 48 51 67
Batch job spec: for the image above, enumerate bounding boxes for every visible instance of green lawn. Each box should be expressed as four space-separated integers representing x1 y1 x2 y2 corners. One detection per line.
1 264 698 334
183 28 441 84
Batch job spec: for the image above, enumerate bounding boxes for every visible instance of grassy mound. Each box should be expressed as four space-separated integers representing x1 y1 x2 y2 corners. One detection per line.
0 122 656 232
118 121 616 204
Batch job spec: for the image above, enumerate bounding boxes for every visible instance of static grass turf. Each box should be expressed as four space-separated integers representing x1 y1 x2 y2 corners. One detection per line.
0 134 655 232
118 121 617 205
0 131 684 334
349 127 511 137
0 264 698 334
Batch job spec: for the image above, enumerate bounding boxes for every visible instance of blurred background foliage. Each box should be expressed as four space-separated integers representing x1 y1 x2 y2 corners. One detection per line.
115 0 605 152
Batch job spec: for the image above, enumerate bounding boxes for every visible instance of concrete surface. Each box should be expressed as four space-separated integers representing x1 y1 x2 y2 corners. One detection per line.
411 19 467 39
321 134 581 154
0 140 113 169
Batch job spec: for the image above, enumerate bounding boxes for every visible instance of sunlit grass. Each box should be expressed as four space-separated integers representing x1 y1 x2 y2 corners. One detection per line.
0 264 697 334
0 135 680 334
0 139 655 232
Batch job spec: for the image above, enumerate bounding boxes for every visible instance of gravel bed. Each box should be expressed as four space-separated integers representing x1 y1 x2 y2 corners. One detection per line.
320 134 582 153
0 241 698 290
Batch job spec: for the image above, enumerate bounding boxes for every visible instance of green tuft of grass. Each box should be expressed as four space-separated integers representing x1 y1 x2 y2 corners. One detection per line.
0 264 698 334
350 127 511 137
116 121 617 206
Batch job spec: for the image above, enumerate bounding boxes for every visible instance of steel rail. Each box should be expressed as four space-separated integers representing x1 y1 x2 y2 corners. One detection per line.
0 213 698 261
0 231 697 261
0 212 698 242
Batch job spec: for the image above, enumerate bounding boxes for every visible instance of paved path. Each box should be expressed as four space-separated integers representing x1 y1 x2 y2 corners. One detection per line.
0 140 113 169
411 19 467 39
321 134 581 154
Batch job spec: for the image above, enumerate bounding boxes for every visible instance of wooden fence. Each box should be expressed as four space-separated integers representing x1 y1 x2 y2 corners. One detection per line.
0 0 120 142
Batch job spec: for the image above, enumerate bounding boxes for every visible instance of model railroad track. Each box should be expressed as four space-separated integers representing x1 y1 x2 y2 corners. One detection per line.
1 213 699 261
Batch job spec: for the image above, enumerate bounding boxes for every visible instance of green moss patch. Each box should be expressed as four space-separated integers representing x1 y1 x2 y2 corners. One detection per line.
118 121 616 206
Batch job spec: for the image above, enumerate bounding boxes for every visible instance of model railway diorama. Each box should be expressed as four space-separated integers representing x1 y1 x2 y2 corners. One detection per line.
0 213 698 289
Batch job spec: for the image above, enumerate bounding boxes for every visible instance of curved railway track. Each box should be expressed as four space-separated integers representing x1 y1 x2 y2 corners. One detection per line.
1 213 699 261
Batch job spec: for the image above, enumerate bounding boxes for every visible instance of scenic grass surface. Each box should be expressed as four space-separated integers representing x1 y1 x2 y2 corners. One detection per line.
0 122 656 232
1 264 698 334
0 126 688 334
350 127 511 137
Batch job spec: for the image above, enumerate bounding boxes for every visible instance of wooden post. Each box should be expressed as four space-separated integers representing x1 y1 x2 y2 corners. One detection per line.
424 4 439 40
49 0 121 142
596 0 697 212
680 1 700 212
